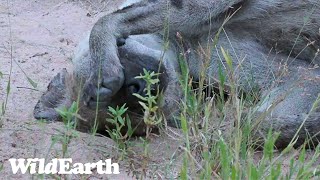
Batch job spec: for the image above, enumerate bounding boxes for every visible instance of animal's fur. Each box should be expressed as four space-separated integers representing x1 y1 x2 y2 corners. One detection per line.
34 0 320 148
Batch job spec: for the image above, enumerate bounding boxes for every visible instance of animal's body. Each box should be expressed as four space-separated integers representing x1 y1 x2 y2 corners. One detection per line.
34 0 320 147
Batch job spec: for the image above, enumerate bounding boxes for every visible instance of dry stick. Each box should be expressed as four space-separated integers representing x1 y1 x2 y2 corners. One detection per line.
16 86 40 91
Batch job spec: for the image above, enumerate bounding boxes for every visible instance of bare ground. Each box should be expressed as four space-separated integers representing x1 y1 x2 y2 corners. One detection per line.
0 0 184 179
0 0 319 179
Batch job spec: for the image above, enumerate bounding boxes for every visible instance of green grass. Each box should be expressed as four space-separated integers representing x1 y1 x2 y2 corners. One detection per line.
1 0 37 125
172 44 320 179
87 45 319 179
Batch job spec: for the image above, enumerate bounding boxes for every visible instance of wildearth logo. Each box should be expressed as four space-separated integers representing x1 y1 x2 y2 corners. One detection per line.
8 158 120 175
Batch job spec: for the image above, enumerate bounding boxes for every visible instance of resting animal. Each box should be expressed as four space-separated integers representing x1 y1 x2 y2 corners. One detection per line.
34 0 320 148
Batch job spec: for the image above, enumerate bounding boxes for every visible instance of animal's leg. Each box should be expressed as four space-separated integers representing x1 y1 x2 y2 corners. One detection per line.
197 31 320 148
255 65 320 148
83 0 244 110
70 35 111 132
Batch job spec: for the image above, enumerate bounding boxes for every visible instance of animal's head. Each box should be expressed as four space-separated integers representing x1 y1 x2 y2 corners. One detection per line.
34 36 169 135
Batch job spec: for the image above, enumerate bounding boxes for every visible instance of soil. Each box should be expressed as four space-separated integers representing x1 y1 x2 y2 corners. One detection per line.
0 0 183 179
0 0 318 179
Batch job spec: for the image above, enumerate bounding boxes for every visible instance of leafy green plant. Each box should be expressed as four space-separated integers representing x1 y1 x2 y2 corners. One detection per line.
34 102 80 179
54 102 80 158
133 69 162 138
106 103 133 151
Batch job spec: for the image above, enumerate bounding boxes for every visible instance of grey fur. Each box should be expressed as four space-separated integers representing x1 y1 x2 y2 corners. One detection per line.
34 0 320 148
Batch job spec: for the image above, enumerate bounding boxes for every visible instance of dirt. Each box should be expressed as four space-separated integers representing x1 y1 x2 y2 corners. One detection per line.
0 0 184 179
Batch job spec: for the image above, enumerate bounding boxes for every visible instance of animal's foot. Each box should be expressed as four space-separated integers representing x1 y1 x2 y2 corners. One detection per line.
82 68 124 109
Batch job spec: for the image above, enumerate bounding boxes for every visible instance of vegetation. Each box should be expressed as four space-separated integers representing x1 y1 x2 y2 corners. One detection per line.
82 25 320 179
82 47 319 179
133 69 163 138
106 103 133 152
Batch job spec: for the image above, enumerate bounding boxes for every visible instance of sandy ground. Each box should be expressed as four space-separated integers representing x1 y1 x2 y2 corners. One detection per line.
0 0 184 179
0 0 319 179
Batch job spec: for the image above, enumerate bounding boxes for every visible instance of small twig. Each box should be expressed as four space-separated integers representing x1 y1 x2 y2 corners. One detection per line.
29 52 48 58
16 86 40 91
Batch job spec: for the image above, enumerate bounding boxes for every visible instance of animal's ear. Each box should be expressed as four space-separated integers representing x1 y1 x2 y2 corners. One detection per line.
33 69 70 122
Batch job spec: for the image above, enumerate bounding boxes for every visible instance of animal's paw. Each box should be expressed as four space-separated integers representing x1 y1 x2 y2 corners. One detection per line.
82 68 124 109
